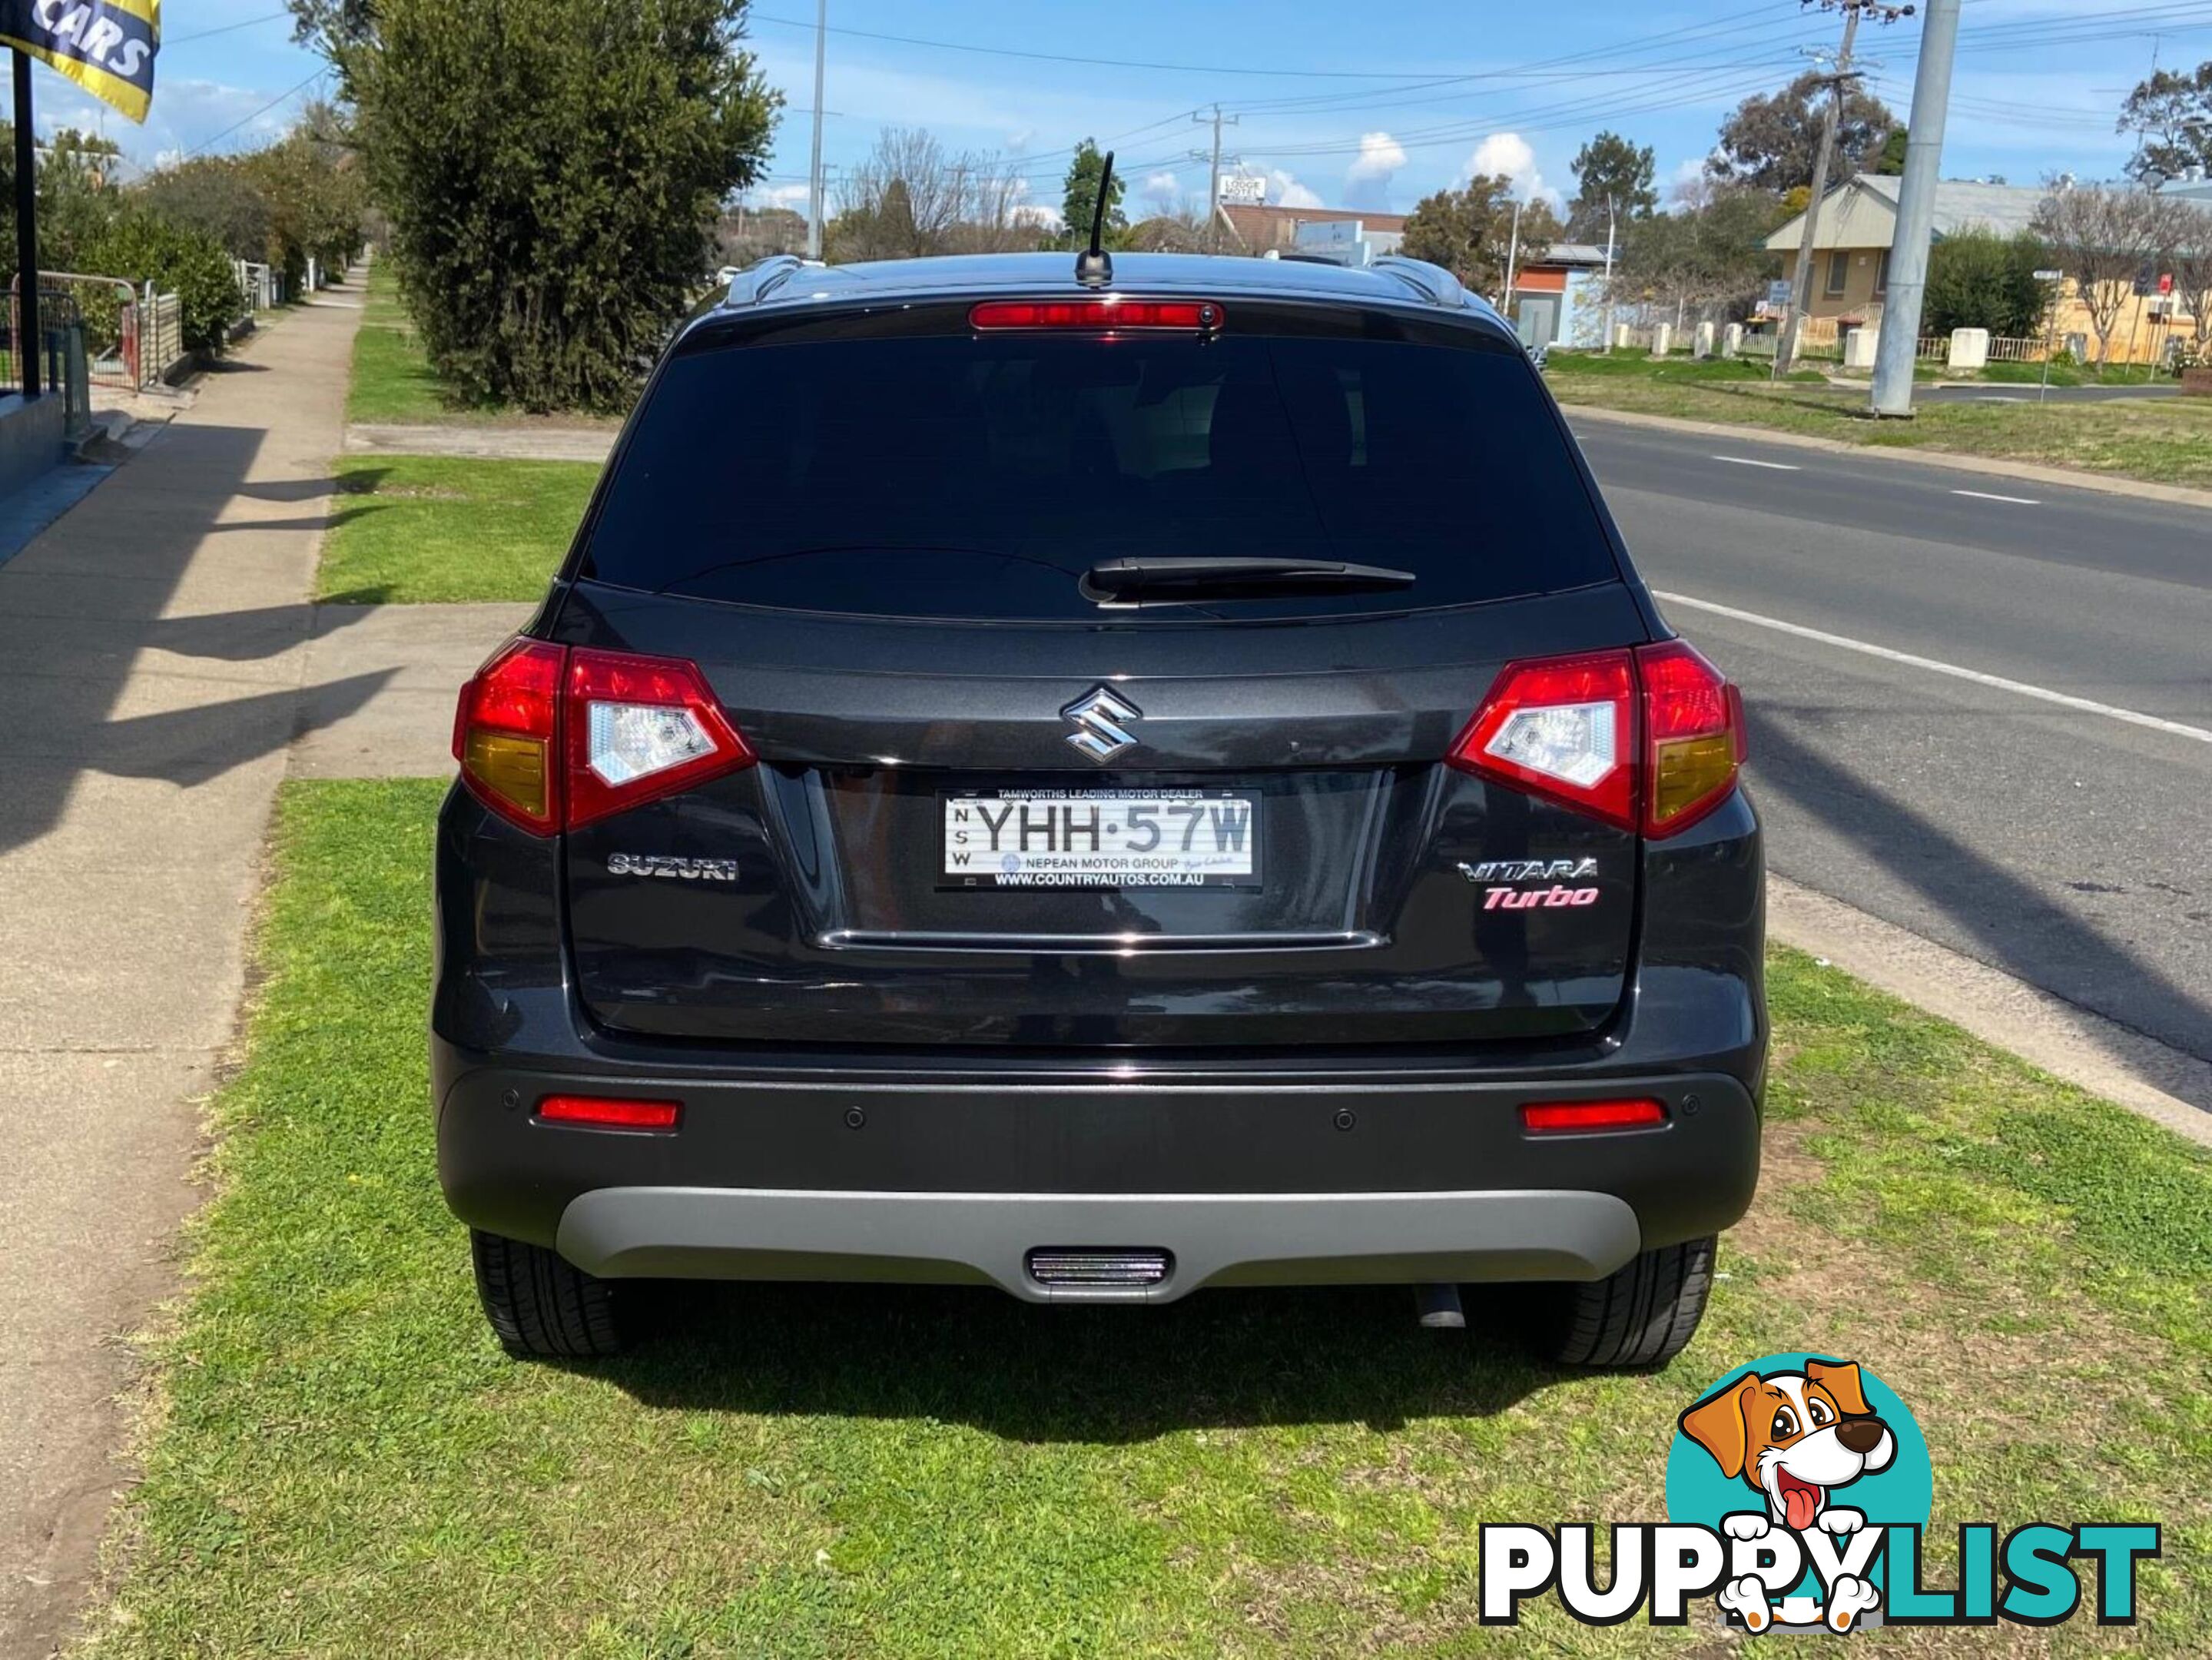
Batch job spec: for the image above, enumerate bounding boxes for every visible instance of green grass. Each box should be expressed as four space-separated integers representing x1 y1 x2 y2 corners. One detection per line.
1544 348 2212 486
344 261 462 425
83 782 2212 1656
317 455 599 604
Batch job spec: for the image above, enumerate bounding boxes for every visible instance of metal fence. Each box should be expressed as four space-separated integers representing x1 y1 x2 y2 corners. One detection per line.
141 288 186 384
0 289 82 395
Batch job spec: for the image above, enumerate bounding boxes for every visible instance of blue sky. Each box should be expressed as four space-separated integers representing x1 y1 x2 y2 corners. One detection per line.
40 2 2197 212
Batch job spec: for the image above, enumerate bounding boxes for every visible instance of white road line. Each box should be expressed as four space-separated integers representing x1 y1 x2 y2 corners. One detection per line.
1951 487 2041 506
1710 454 1801 470
1650 590 2212 745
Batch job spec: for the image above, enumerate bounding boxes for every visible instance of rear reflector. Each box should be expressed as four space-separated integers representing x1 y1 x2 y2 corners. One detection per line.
969 298 1223 332
1520 1098 1670 1135
535 1094 682 1131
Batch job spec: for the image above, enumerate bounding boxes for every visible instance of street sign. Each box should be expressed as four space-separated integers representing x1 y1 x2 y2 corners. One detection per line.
1766 278 1793 307
1218 173 1265 205
2032 268 2062 281
2159 272 2174 294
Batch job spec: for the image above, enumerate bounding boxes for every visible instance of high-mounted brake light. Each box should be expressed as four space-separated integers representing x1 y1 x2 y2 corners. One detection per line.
1450 641 1744 838
536 1094 682 1131
968 298 1224 332
452 639 754 835
1520 1097 1670 1135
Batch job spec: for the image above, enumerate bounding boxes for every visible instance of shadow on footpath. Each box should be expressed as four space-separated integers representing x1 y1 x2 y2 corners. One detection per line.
0 422 394 858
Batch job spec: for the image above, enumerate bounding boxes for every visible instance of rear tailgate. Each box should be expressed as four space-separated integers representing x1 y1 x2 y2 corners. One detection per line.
549 291 1652 1049
556 583 1650 1048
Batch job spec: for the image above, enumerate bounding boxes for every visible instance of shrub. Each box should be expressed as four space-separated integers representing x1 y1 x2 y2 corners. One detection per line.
84 211 244 352
326 0 778 412
1924 226 2051 340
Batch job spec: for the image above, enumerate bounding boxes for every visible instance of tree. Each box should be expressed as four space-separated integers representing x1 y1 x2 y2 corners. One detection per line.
1874 127 1909 176
1613 183 1783 323
1401 176 1557 294
306 0 779 411
827 128 1033 261
1061 138 1126 249
1708 73 1898 193
2167 202 2212 347
2032 181 2168 367
1566 131 1656 241
1921 227 2052 338
2117 61 2212 183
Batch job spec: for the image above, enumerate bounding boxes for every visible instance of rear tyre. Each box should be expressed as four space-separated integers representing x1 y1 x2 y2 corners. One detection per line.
1525 1235 1715 1370
471 1230 627 1358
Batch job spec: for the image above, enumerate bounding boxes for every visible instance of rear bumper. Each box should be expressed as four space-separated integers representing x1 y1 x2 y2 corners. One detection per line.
557 1186 1642 1304
437 1051 1761 1296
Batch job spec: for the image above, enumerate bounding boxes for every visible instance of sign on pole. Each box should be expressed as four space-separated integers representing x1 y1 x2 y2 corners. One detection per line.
0 0 160 123
1218 172 1265 206
2031 268 2062 282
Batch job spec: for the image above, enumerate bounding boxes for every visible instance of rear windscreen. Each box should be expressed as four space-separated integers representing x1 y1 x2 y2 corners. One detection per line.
582 324 1620 619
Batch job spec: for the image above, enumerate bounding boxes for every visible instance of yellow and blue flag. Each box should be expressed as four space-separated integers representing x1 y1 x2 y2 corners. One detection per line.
0 0 159 124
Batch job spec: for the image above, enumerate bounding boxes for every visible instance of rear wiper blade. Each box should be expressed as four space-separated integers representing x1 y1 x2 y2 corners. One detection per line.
1082 556 1416 602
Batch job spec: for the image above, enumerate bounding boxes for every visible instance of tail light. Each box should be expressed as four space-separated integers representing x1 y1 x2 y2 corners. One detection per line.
1451 641 1744 838
453 639 754 834
968 298 1224 331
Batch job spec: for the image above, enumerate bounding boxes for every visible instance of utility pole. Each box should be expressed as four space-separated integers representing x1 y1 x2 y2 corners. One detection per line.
1193 105 1239 254
804 0 827 260
1601 195 1617 352
12 50 37 400
1778 5 1861 374
1502 197 1523 314
1871 0 1962 416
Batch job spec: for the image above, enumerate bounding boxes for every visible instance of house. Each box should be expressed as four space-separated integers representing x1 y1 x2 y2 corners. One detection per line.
1503 241 1610 348
1220 201 1407 259
1764 172 2197 363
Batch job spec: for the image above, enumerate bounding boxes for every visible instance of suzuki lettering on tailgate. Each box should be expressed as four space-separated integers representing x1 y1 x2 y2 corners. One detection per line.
943 789 1261 888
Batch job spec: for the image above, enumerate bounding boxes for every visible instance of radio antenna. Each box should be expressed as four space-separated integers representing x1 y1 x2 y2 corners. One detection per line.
1074 150 1115 288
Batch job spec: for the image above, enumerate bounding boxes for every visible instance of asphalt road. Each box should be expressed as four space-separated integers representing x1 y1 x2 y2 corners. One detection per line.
1567 413 2212 1067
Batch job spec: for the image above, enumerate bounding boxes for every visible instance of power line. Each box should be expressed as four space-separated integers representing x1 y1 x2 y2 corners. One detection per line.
174 68 326 162
167 10 291 47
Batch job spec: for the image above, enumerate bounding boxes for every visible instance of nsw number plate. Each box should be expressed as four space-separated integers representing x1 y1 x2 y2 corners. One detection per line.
941 789 1261 888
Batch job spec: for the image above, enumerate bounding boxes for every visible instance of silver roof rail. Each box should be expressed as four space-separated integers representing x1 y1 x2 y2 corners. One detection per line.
1369 254 1474 311
721 254 812 309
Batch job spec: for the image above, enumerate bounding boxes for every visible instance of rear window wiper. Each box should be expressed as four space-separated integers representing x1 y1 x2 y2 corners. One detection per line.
1081 556 1417 603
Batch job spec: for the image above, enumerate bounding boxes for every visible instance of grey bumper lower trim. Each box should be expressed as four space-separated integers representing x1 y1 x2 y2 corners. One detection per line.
555 1186 1643 1303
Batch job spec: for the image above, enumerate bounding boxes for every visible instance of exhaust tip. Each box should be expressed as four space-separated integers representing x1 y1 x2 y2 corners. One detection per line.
1026 1247 1172 1288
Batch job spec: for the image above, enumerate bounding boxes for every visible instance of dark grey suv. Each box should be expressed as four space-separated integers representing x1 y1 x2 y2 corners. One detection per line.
433 250 1763 1370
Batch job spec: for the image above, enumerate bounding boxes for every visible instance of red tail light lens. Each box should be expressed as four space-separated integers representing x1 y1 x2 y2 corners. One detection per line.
452 639 754 835
1450 641 1744 838
1451 650 1637 831
968 298 1224 331
565 647 753 829
453 638 565 833
1639 639 1746 836
1521 1097 1670 1135
535 1094 682 1131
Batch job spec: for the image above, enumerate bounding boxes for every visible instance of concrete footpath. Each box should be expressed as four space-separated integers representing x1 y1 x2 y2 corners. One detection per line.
0 281 373 1657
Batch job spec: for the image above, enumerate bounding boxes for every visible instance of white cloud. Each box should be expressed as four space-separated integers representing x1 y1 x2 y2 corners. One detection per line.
1462 131 1560 209
1269 169 1323 209
1140 170 1182 208
754 182 812 211
1341 130 1407 210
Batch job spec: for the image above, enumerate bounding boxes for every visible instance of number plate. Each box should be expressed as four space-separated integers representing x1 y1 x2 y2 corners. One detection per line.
941 789 1262 888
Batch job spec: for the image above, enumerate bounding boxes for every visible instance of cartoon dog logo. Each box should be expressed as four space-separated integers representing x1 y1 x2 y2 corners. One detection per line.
1679 1357 1898 1632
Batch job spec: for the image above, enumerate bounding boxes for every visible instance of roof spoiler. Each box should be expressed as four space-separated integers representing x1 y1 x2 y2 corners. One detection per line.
720 254 817 310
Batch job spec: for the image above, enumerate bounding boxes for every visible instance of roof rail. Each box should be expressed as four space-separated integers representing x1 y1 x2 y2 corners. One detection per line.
1369 254 1473 311
720 254 812 309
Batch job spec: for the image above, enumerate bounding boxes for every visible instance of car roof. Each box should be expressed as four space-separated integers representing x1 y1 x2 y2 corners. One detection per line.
711 251 1512 336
